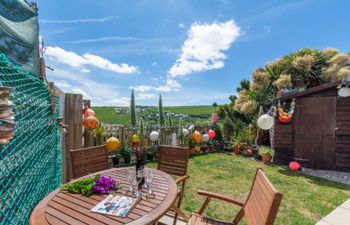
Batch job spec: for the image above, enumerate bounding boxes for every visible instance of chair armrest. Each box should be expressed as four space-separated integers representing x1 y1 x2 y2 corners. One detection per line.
197 190 244 206
176 175 190 185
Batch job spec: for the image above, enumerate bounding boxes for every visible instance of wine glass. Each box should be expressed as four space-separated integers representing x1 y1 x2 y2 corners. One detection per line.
134 170 143 197
127 169 135 193
146 169 154 197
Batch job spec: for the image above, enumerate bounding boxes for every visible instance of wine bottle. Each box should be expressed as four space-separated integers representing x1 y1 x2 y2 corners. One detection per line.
135 147 146 189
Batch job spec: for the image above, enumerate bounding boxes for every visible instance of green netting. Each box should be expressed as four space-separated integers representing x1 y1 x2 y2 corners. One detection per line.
0 53 61 225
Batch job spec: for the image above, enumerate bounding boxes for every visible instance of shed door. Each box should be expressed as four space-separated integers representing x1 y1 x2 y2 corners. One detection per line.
293 97 336 170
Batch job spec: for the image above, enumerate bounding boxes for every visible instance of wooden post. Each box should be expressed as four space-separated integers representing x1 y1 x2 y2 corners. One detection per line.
64 93 83 182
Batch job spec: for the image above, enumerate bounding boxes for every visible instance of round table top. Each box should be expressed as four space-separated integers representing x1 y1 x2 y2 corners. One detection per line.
29 168 178 225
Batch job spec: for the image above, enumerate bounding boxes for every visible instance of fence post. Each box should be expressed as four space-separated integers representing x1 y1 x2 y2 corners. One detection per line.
64 93 83 182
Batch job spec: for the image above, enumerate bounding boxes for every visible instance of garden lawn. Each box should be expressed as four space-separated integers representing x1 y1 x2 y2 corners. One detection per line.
150 152 350 225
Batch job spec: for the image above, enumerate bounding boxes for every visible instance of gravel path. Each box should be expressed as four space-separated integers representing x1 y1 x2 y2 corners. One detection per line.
302 168 350 185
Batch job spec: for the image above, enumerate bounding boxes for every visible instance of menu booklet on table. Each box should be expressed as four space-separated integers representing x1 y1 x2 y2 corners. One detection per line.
91 194 140 217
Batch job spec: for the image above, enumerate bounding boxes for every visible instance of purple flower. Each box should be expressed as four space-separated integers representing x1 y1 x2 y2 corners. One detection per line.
93 176 118 195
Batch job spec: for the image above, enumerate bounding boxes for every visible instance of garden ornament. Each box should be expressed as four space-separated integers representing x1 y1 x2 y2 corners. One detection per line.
202 133 209 142
338 80 350 97
171 132 178 146
192 131 202 143
83 115 98 130
83 108 95 117
149 131 159 142
105 137 120 152
182 128 189 136
132 134 139 147
289 161 301 171
257 114 274 130
208 129 216 139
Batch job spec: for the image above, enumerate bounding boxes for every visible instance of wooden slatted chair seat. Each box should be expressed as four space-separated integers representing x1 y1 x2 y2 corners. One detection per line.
70 145 110 179
190 214 235 225
189 168 282 225
157 145 190 225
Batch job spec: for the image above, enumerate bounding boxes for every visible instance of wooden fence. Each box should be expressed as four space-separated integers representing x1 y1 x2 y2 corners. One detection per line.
59 94 213 182
98 123 213 149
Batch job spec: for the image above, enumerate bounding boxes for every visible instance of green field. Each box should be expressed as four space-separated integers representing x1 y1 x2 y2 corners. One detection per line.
92 105 215 125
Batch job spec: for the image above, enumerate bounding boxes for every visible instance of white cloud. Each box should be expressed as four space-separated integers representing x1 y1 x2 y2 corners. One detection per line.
71 36 137 44
130 85 153 92
152 62 158 67
71 88 92 99
80 68 91 73
45 62 130 106
83 53 139 74
130 79 182 93
168 20 240 77
179 23 185 29
45 46 139 74
137 93 157 100
40 16 118 24
54 80 72 88
105 97 129 106
154 79 181 92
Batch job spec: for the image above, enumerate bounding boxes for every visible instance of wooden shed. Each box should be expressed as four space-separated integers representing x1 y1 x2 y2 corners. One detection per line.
274 81 350 171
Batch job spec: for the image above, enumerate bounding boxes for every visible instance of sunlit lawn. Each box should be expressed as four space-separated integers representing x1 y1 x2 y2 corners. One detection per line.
149 152 350 225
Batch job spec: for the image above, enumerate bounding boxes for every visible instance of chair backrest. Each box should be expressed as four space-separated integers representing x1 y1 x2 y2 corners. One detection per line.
70 145 110 179
157 145 189 176
239 168 282 225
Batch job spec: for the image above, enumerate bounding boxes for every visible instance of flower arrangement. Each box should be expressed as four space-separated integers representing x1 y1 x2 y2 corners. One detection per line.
61 175 121 196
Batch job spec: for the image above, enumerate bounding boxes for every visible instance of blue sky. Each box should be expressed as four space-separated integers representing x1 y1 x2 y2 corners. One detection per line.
36 0 350 106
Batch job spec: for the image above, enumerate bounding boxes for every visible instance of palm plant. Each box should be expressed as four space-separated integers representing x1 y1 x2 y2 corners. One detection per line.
92 124 109 145
283 48 330 88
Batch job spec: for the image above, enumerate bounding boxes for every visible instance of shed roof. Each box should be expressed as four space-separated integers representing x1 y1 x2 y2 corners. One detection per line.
278 80 350 101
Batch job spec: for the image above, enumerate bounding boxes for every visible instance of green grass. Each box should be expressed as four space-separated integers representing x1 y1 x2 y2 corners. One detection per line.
149 152 350 225
92 105 215 125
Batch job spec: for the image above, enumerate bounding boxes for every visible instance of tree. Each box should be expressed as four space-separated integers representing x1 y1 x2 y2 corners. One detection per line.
167 114 172 126
236 79 251 93
138 117 144 149
158 94 165 126
212 102 218 112
130 89 136 126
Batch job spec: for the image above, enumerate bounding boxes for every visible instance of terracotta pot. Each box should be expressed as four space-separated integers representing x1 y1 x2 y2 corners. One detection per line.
189 148 195 155
261 154 272 164
232 146 241 154
194 146 201 153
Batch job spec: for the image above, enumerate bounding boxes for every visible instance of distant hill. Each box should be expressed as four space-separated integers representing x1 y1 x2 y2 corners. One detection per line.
92 105 216 125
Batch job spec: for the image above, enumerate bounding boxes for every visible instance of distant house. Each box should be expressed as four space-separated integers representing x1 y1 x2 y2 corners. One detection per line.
114 108 129 114
135 105 148 113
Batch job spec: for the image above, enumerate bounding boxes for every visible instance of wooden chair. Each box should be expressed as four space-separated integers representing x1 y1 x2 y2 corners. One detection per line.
70 145 110 179
189 168 282 225
157 145 190 225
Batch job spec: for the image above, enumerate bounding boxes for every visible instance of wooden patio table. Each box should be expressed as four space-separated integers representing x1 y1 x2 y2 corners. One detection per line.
29 168 178 225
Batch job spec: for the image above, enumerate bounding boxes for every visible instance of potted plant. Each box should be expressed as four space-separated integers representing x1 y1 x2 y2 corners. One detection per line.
121 146 132 164
232 134 242 154
259 146 274 164
188 137 196 155
146 146 157 161
112 151 121 166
